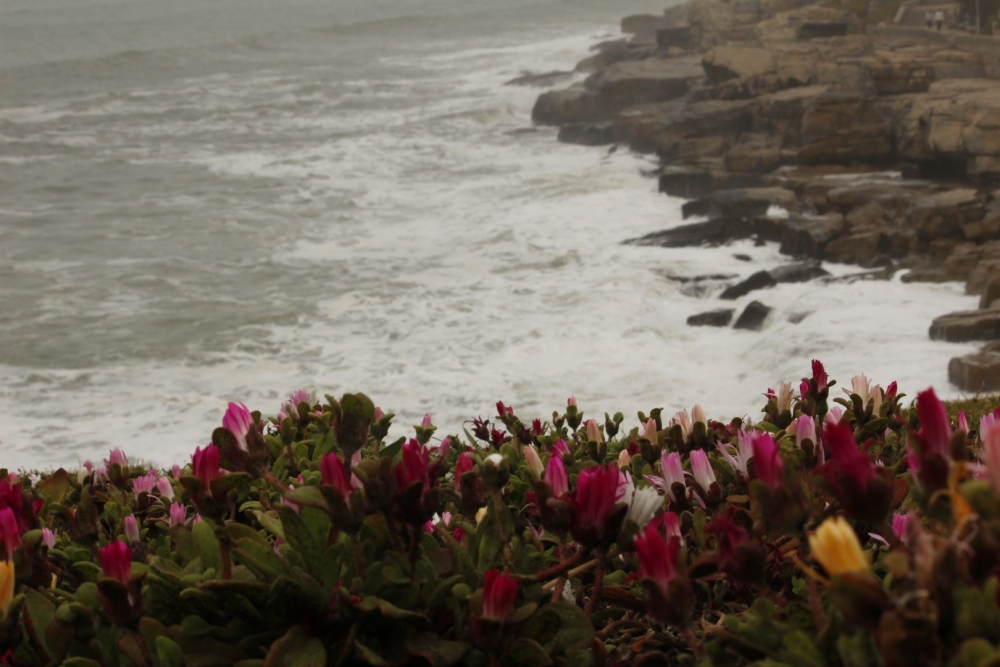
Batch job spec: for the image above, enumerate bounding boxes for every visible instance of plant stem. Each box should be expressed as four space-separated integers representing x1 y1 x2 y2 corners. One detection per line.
542 558 597 592
492 492 516 571
681 627 705 660
351 536 367 579
384 513 406 553
535 548 585 581
584 550 605 614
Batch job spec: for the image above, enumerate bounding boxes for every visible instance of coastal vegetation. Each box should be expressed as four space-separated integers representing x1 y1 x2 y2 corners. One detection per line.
1 365 999 666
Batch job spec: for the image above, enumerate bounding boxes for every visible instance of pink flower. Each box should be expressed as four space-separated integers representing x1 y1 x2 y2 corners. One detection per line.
672 410 692 439
171 464 182 479
957 411 970 434
83 460 94 473
584 419 603 443
132 472 158 496
106 448 128 469
812 359 828 389
374 407 385 422
662 511 682 541
545 456 569 498
885 381 898 400
793 415 818 449
689 450 717 493
222 402 254 449
641 418 657 443
691 404 707 428
395 439 430 492
192 445 222 493
0 508 20 560
551 439 570 458
321 453 352 502
481 570 518 622
821 422 874 488
156 477 175 500
716 430 754 480
634 522 680 599
454 453 474 492
524 445 544 479
420 413 433 429
99 541 132 585
572 463 626 543
567 396 577 407
41 528 56 550
124 515 140 544
891 512 910 542
751 434 783 490
980 413 1000 494
646 452 686 501
916 388 952 459
168 503 189 528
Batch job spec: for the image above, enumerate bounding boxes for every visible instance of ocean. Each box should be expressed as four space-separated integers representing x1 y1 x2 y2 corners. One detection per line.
0 0 979 470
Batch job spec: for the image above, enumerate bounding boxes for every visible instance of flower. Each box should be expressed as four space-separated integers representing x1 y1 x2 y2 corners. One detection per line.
278 389 314 421
572 463 626 545
105 448 128 469
672 410 693 439
808 516 870 576
168 503 189 528
980 412 1000 494
421 413 433 429
41 528 56 550
662 511 682 541
132 472 158 496
396 439 431 493
551 439 570 458
156 477 175 500
496 402 514 418
584 419 603 443
692 404 707 428
192 445 222 493
916 388 952 460
641 418 658 443
645 452 686 502
812 359 829 390
523 445 544 479
716 430 754 480
634 521 681 599
750 433 783 490
891 512 910 542
847 374 872 404
0 508 20 560
821 422 874 487
825 406 844 428
793 415 818 449
544 456 569 498
0 561 13 620
124 515 140 544
957 411 970 434
567 396 577 407
99 541 133 585
623 473 661 529
454 453 474 492
481 570 518 622
171 464 182 479
768 382 794 413
321 453 352 502
617 449 632 469
690 450 717 493
223 402 254 449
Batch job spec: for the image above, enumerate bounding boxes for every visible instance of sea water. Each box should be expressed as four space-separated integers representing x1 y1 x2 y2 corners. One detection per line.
0 0 980 470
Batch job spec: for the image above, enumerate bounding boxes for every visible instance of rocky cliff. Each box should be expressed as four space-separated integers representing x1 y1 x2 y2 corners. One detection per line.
524 1 1000 391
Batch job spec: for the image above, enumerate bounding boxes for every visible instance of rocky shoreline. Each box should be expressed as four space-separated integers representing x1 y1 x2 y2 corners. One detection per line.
519 0 1000 392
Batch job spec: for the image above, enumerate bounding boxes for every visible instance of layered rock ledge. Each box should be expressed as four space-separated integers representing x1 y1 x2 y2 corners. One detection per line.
524 0 1000 391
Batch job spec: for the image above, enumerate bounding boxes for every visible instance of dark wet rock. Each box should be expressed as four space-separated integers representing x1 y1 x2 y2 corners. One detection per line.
557 122 615 146
687 309 735 327
733 301 773 331
929 309 1000 343
681 187 798 220
656 26 692 50
657 166 763 199
949 348 1000 392
796 22 848 39
825 231 884 264
734 253 752 261
769 260 830 283
980 280 1000 310
720 271 778 300
777 213 846 258
625 218 754 247
505 71 574 87
788 311 811 324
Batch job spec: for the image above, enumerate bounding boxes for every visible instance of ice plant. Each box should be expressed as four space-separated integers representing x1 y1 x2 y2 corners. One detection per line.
980 412 1000 494
751 433 783 490
847 374 872 404
662 511 682 541
717 430 754 480
192 445 222 493
545 455 569 498
106 448 128 469
572 463 626 546
321 453 352 502
168 503 189 528
584 419 604 443
672 410 692 439
41 528 56 550
0 561 12 620
454 453 474 492
891 512 910 542
808 516 871 576
124 515 139 544
132 472 158 496
480 569 518 622
767 382 794 413
156 476 175 500
792 414 818 448
617 448 632 469
0 508 19 560
641 418 658 443
915 388 952 460
633 521 687 625
99 540 133 585
692 404 707 428
624 475 662 529
689 450 717 500
523 445 544 479
551 438 570 458
646 452 686 502
223 402 254 449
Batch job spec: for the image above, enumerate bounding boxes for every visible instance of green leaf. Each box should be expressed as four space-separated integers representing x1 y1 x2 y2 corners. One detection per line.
35 468 71 505
193 519 223 574
407 633 470 667
24 588 57 660
156 636 187 667
276 504 324 579
61 660 103 667
253 510 287 540
524 601 595 661
781 630 824 667
358 595 426 619
284 486 332 513
502 638 553 667
836 632 883 667
355 641 391 666
263 625 326 667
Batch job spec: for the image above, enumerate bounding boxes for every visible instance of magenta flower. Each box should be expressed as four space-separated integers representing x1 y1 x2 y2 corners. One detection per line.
496 401 513 418
551 439 570 458
481 570 518 622
957 411 970 434
751 434 783 490
99 541 132 585
663 511 682 541
0 508 20 560
222 402 254 449
192 445 222 493
171 464 182 479
454 453 474 492
41 527 56 550
690 450 717 494
105 448 128 469
124 515 140 544
396 439 431 493
645 452 685 501
634 522 680 600
420 413 434 429
812 359 829 389
916 388 952 460
821 422 874 487
321 453 352 503
571 463 626 546
891 512 910 542
544 455 569 498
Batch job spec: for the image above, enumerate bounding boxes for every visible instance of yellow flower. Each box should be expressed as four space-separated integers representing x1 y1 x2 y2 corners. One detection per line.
0 560 13 619
475 506 488 525
808 516 871 576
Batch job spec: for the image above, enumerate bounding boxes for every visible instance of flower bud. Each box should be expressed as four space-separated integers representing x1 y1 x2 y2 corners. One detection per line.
617 449 632 470
106 448 128 469
156 476 175 500
0 508 20 560
808 516 871 576
584 419 603 444
544 456 569 498
99 541 133 585
523 446 544 480
41 528 56 550
0 561 14 620
192 445 222 495
123 515 140 544
222 402 254 450
480 570 518 622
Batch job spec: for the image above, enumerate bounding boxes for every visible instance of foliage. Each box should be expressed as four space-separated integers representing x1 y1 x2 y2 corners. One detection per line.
0 367 999 667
